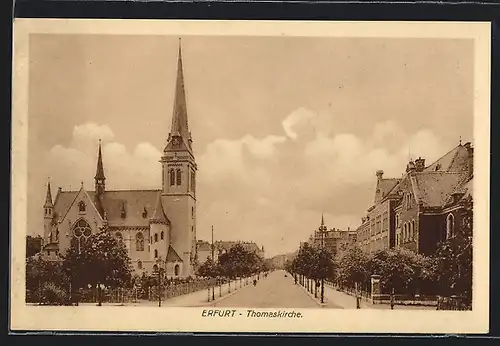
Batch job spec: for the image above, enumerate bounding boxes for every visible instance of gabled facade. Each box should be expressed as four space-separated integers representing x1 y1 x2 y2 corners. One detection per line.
41 40 198 278
355 141 474 256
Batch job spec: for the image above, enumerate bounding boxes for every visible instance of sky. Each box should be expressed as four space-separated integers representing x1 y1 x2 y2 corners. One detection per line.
27 34 473 257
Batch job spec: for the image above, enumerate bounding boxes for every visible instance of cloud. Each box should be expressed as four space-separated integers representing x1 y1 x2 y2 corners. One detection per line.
281 108 316 140
43 114 450 257
45 123 161 191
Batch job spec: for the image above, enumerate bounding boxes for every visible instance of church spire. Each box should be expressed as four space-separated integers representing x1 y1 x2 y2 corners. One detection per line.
44 180 53 208
166 38 192 152
95 139 105 181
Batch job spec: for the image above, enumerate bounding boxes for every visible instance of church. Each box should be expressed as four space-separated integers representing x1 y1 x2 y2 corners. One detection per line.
41 41 198 278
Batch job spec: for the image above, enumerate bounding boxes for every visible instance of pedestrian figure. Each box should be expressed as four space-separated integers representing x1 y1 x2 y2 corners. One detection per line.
390 288 395 310
253 279 257 286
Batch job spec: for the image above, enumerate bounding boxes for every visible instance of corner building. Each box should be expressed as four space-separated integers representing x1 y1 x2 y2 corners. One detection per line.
41 42 198 278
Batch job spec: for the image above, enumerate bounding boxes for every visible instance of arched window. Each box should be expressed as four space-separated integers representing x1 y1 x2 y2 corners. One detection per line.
192 206 194 219
153 264 158 272
154 249 158 258
169 169 175 186
403 223 407 242
176 169 182 185
137 261 143 269
78 201 86 212
136 232 144 251
115 232 123 244
154 233 158 243
395 214 399 228
161 231 164 240
446 213 455 239
72 219 92 253
174 264 180 276
411 220 416 240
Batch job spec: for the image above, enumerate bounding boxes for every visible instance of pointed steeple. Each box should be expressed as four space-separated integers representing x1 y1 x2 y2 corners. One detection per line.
44 180 53 208
321 213 325 226
95 139 105 181
166 38 192 152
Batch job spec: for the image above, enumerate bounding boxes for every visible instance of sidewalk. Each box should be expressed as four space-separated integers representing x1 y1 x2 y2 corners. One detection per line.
323 286 437 310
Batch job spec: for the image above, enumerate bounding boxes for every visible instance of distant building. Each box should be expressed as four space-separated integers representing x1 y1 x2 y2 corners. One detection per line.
195 240 265 262
355 141 474 256
271 254 287 269
309 216 357 257
196 240 213 264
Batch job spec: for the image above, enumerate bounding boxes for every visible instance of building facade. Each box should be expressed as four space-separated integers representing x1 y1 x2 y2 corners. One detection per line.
355 142 474 256
310 216 357 257
41 42 198 278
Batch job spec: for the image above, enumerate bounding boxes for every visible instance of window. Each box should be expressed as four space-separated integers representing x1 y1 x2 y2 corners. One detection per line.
403 223 407 242
72 219 92 253
78 201 86 212
411 220 416 240
174 264 180 276
176 169 182 185
446 213 455 239
154 233 158 243
136 232 144 251
115 232 123 244
137 261 143 269
169 169 175 186
154 249 158 258
161 231 164 240
191 206 194 219
153 264 158 272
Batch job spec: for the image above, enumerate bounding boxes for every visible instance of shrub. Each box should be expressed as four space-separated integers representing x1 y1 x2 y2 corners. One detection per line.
40 282 68 305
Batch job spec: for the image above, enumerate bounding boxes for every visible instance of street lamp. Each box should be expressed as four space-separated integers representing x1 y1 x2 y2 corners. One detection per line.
153 257 165 307
318 215 327 304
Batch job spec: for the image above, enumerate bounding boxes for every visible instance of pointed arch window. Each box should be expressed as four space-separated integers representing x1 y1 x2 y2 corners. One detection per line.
154 233 158 243
176 169 182 186
169 169 175 186
403 223 407 242
446 213 455 239
411 220 416 241
154 249 158 258
137 261 143 270
115 232 123 244
72 219 92 253
161 231 164 240
136 232 144 251
174 264 180 276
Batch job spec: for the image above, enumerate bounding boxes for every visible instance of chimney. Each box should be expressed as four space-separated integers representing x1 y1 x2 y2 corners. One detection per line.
406 160 415 173
415 157 425 172
464 142 473 178
376 170 384 181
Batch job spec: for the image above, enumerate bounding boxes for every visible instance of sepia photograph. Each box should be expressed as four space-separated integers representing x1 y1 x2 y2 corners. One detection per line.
11 19 490 334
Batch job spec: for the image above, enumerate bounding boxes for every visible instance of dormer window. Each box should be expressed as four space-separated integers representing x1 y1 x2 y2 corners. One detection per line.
78 201 86 213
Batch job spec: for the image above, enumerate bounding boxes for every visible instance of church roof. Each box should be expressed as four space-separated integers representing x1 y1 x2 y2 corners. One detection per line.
378 178 401 198
166 245 183 263
424 144 470 174
412 172 463 207
53 189 162 227
150 194 170 224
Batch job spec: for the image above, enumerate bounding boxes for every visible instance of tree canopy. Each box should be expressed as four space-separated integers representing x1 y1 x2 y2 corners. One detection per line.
62 231 132 290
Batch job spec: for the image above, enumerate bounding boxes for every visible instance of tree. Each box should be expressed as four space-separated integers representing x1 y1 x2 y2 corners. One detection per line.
196 257 218 278
26 235 43 258
336 245 371 290
218 244 260 279
26 255 69 304
62 231 132 305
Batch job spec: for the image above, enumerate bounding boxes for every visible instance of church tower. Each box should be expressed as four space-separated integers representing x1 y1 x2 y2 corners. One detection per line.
43 180 54 246
94 140 106 217
161 39 198 277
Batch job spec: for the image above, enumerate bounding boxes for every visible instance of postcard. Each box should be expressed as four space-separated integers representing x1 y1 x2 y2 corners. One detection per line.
11 19 491 334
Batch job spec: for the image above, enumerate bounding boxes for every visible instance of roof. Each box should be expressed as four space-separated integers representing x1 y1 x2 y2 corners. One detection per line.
150 194 170 224
166 245 183 262
424 144 470 174
378 178 401 199
196 241 212 251
53 189 162 227
412 172 463 207
215 241 262 254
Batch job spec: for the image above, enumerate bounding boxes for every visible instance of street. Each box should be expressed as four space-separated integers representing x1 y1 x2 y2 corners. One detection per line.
211 270 337 308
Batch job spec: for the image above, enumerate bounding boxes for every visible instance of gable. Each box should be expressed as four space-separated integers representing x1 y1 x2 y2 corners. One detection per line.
56 188 103 225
